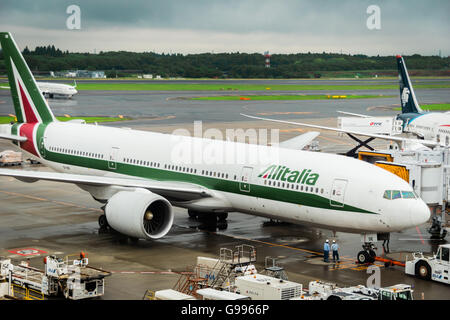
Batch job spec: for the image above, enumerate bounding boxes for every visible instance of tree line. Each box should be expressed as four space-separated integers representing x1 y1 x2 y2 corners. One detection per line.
0 45 449 78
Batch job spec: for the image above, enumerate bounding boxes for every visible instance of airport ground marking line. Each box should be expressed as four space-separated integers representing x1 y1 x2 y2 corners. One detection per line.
212 231 323 256
0 189 102 213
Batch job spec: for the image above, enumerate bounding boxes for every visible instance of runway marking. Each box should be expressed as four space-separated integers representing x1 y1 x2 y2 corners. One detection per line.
110 271 179 275
415 226 425 245
7 248 48 256
0 190 102 213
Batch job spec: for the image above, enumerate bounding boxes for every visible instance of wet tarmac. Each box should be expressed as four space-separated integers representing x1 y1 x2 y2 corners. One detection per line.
0 79 449 300
0 161 448 300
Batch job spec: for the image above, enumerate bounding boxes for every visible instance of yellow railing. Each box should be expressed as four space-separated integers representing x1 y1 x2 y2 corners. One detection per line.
142 290 156 300
12 284 45 300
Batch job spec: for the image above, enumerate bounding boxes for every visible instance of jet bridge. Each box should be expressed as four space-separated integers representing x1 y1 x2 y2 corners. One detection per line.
338 116 403 157
358 148 450 239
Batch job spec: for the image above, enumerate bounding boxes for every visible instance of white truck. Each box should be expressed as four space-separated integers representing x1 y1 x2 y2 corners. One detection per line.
293 280 413 301
405 244 450 284
0 253 111 300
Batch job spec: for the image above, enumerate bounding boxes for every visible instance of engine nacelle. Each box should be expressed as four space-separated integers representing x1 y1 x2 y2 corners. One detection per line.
105 189 173 240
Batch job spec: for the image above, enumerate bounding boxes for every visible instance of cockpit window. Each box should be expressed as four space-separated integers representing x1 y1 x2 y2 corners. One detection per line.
401 191 416 199
383 190 416 200
392 190 401 199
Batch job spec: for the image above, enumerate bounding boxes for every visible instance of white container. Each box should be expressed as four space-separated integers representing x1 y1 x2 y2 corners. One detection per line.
235 274 302 300
196 288 250 300
154 289 196 300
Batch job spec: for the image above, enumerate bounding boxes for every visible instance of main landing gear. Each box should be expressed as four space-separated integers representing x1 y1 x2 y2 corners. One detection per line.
98 214 109 229
188 210 228 222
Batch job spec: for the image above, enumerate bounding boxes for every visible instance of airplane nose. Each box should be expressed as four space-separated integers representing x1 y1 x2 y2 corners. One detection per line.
410 200 431 226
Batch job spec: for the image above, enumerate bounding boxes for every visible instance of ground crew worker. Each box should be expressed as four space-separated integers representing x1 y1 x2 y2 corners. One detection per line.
332 240 340 262
323 239 330 262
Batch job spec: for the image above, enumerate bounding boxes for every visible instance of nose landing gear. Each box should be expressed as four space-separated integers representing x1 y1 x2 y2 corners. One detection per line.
357 242 377 264
356 233 390 264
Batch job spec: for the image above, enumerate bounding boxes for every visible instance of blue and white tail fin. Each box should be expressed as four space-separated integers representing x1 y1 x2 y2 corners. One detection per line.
396 55 423 114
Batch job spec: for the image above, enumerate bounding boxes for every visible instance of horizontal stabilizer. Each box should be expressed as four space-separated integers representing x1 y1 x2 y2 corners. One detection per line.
337 111 370 118
0 133 27 142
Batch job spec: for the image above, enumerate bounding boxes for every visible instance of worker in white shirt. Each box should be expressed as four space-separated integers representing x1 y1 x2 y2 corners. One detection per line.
323 239 330 262
331 240 340 262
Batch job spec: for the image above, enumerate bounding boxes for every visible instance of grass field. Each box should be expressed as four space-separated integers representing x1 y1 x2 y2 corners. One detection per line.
190 94 394 101
394 103 450 111
74 82 450 91
0 116 131 124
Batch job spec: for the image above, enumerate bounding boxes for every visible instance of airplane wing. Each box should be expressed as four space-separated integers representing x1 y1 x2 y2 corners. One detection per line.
241 113 440 148
336 111 370 118
0 133 27 142
278 131 320 150
0 169 211 201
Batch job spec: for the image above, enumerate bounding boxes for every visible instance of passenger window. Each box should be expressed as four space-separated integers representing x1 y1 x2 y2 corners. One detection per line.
392 190 401 199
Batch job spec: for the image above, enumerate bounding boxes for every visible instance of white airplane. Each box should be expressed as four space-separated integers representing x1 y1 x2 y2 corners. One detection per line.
0 32 430 263
338 56 450 148
1 80 77 99
263 55 448 152
37 80 78 99
394 55 450 146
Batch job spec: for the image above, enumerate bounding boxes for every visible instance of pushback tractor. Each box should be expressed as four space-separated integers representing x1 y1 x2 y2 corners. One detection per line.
405 244 450 284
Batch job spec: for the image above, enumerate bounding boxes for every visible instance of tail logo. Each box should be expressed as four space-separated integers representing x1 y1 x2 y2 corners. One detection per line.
11 58 43 123
401 87 410 107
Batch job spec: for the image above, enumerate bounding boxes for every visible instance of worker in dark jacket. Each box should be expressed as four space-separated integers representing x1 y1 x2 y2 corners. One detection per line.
323 239 330 262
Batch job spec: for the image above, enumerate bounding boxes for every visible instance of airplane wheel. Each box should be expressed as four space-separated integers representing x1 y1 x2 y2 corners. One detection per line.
368 249 377 263
217 212 228 221
357 251 370 264
98 214 109 229
188 210 198 219
416 261 431 280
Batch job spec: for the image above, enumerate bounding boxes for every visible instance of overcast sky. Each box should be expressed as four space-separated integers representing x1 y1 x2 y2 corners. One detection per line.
0 0 449 56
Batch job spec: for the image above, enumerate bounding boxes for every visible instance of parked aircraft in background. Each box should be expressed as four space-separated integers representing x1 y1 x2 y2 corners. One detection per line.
243 55 446 152
1 80 77 99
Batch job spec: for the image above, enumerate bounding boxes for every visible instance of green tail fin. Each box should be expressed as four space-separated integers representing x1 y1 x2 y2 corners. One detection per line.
0 32 55 123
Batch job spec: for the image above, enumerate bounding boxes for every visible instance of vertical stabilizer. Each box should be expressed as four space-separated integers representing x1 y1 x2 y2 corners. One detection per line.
0 32 55 123
396 55 423 114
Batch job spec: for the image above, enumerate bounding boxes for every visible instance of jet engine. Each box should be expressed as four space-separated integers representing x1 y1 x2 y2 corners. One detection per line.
105 189 174 240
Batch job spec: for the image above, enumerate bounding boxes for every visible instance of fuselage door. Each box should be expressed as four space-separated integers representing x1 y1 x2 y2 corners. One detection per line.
240 166 253 193
108 147 119 170
330 179 348 207
39 136 46 158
